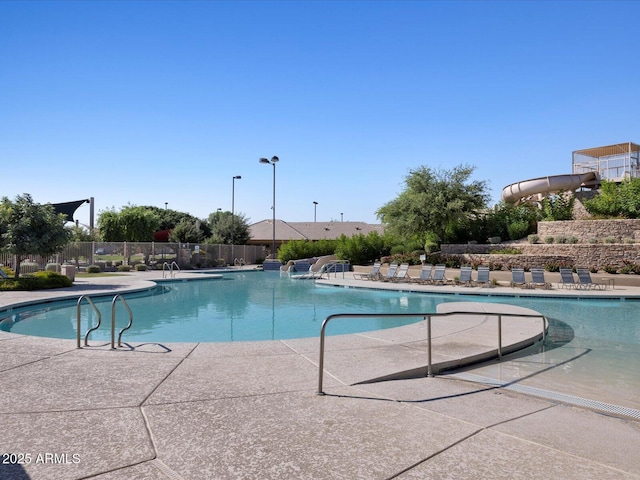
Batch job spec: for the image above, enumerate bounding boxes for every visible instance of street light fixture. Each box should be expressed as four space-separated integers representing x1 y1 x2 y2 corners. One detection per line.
259 156 279 257
313 201 318 222
232 175 241 261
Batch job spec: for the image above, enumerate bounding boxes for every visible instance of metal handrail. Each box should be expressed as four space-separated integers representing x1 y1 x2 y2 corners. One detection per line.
111 294 133 349
77 295 102 348
162 261 181 278
317 310 548 395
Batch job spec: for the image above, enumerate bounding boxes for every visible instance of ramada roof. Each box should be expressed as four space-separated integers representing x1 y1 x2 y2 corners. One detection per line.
248 220 384 243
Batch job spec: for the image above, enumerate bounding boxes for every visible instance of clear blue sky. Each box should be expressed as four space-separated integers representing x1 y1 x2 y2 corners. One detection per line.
2 1 640 229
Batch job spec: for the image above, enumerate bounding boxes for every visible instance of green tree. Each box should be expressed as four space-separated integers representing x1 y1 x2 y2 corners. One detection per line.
0 194 72 278
585 178 640 218
143 206 212 238
541 192 574 221
376 164 490 243
169 219 205 243
97 205 160 242
207 211 251 244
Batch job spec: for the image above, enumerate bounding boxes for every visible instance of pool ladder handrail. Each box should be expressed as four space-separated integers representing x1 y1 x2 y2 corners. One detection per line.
77 294 134 349
317 310 548 395
111 294 133 349
162 261 180 278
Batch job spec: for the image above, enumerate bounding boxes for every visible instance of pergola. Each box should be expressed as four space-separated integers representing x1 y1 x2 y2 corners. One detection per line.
572 142 640 182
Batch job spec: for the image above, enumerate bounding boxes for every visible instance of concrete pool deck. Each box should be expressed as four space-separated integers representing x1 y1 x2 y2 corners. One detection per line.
0 269 639 479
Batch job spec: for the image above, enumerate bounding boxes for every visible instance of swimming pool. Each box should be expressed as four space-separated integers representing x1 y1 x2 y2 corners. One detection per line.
1 271 639 410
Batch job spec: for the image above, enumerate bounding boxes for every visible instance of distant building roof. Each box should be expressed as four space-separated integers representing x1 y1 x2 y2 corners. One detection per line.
248 220 384 244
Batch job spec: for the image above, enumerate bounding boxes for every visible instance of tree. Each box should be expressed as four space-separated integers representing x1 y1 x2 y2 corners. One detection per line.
143 206 212 238
0 194 72 278
207 211 251 244
169 219 205 243
376 164 490 244
584 178 640 218
97 205 160 242
541 192 574 221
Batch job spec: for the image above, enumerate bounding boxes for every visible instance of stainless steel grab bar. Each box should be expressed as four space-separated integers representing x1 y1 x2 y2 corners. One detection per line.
111 294 133 349
77 295 102 348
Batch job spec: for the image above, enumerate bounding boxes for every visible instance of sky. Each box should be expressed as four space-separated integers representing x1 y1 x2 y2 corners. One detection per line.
2 0 640 229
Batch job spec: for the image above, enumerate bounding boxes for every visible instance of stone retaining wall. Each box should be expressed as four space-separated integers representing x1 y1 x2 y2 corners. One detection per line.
442 219 640 270
446 244 640 270
537 219 640 242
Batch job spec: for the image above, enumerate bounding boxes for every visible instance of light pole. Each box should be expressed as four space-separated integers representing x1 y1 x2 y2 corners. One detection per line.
164 202 168 210
341 212 343 222
313 201 318 222
259 156 279 257
232 175 241 261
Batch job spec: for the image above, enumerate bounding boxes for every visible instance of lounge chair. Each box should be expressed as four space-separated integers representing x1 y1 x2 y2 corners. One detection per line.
411 264 433 284
391 263 410 282
379 263 399 282
576 268 606 290
458 266 473 286
353 262 381 281
510 268 528 288
0 269 7 279
476 265 492 287
559 268 578 289
431 264 450 285
530 267 551 289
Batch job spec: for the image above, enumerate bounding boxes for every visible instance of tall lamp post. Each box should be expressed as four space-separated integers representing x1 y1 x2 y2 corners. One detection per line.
232 175 241 261
313 201 318 222
259 156 279 257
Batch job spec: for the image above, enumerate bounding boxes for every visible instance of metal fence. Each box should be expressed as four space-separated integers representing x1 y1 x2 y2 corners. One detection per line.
0 242 267 272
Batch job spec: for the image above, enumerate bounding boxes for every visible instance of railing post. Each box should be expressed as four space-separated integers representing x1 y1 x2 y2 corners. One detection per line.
497 314 502 361
427 315 433 377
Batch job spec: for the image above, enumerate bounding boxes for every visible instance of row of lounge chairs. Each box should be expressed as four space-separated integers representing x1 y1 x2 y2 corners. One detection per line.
354 263 492 287
354 263 610 290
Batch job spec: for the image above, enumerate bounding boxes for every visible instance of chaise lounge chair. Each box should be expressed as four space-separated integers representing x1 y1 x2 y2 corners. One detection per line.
576 268 606 290
559 268 578 289
411 264 433 284
510 268 528 288
475 265 492 287
530 267 552 289
430 264 450 285
390 263 410 282
458 266 473 286
353 262 381 281
379 263 399 282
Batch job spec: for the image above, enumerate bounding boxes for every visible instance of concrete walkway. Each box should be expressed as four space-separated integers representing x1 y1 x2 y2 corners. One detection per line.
0 270 639 479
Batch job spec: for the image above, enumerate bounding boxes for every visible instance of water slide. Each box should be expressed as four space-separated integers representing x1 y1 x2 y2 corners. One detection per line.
501 172 598 204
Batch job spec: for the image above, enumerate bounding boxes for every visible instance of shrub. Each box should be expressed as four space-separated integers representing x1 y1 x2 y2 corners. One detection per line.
555 236 567 244
45 263 61 272
568 236 579 244
604 237 616 244
507 220 529 240
544 260 573 272
623 238 635 244
86 264 102 273
490 247 521 255
544 236 554 244
117 265 131 272
0 271 72 291
619 261 640 274
588 238 598 244
527 234 539 244
135 264 147 271
603 264 618 274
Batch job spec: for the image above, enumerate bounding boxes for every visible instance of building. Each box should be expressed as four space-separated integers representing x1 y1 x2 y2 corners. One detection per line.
247 220 385 253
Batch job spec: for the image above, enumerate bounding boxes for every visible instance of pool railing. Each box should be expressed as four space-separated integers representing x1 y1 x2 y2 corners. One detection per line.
317 311 548 395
